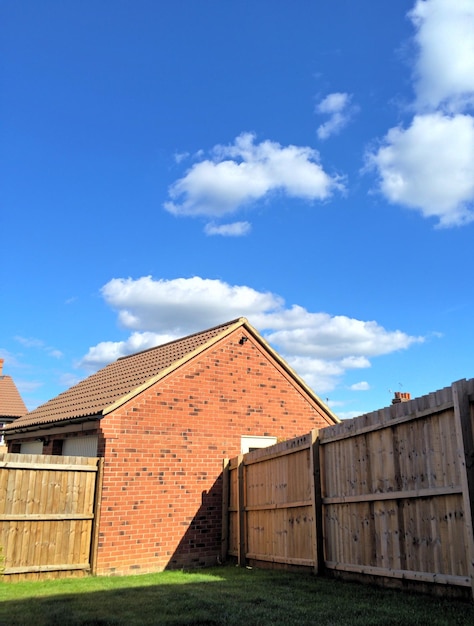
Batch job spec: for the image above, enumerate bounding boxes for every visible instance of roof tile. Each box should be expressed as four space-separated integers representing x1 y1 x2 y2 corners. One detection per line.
0 375 27 419
6 318 243 430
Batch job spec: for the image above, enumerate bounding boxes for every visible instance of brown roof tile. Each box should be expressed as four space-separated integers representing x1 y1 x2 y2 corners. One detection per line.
0 359 27 419
5 318 245 431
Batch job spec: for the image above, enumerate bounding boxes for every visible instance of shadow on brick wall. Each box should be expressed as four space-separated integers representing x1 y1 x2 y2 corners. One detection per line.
166 472 224 569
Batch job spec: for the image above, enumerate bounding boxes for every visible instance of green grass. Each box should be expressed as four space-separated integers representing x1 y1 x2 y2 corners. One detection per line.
1 566 473 626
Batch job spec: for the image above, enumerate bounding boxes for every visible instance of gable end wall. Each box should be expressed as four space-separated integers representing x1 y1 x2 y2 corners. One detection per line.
96 327 332 575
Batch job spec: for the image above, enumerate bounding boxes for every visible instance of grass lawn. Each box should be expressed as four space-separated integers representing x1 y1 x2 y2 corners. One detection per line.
1 566 473 626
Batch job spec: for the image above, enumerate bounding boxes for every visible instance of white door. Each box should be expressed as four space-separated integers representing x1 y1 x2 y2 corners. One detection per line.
20 440 43 454
63 435 98 457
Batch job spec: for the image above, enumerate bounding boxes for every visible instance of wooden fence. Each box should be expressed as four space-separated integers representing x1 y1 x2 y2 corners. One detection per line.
223 378 474 597
223 432 318 570
0 453 103 581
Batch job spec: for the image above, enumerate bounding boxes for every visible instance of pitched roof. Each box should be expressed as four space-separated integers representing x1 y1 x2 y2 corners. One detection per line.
0 359 27 419
5 319 246 432
5 317 339 432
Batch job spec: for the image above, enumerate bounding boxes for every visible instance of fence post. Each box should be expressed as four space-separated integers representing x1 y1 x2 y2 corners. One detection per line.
452 379 474 598
312 429 324 575
89 457 104 575
237 454 246 567
221 458 230 564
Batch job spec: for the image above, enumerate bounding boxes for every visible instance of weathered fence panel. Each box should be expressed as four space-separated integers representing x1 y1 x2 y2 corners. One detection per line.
224 378 474 597
0 453 102 581
225 432 318 570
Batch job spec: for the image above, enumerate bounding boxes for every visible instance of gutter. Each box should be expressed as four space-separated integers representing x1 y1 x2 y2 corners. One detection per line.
2 414 102 438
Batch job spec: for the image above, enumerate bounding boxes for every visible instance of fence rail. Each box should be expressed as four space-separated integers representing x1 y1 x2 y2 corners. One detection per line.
223 378 474 597
0 453 103 581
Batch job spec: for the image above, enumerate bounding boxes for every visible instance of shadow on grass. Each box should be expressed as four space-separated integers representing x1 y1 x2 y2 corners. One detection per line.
1 566 474 626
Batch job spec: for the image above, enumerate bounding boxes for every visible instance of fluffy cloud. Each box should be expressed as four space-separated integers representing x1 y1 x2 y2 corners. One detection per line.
409 0 474 112
368 0 474 226
80 331 176 371
100 276 282 334
164 133 343 219
80 276 423 394
204 221 251 237
316 92 356 140
367 112 474 226
263 311 417 360
350 381 371 391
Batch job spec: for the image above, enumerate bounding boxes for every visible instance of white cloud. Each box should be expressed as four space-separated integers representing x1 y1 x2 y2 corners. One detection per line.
16 380 43 393
286 356 347 394
81 276 424 394
315 92 356 140
366 113 474 226
204 221 251 237
101 276 282 334
316 93 349 115
48 349 63 359
340 356 372 369
14 336 64 359
409 0 474 112
337 410 366 420
164 132 343 219
15 336 45 349
263 311 418 360
350 381 370 391
173 151 190 164
0 349 22 369
367 0 474 227
59 373 82 388
79 331 176 371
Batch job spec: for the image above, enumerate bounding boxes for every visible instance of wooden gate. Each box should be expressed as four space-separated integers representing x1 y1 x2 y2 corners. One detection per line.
0 453 103 581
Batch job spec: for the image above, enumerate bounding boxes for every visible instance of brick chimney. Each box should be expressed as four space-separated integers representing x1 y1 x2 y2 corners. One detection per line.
392 391 411 404
0 358 3 377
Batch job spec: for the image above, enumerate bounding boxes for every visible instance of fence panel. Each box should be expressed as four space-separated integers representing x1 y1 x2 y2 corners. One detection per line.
224 378 474 596
319 379 474 593
0 453 102 581
226 432 318 570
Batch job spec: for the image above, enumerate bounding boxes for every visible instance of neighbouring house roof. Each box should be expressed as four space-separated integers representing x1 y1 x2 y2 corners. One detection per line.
4 317 338 433
0 359 27 421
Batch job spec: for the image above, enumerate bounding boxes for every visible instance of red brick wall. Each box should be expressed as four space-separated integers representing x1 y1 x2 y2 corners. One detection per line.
95 328 333 575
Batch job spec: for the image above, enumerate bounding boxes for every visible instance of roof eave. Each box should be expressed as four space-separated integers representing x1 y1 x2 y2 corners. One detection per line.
2 413 102 436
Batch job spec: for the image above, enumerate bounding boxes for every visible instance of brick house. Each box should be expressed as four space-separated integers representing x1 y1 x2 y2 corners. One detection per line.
3 318 338 575
0 358 27 451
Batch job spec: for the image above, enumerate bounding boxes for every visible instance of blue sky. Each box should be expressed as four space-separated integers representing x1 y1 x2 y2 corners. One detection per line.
2 0 474 418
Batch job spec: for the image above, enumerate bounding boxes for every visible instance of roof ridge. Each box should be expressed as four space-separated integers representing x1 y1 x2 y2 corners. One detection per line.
116 317 245 362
